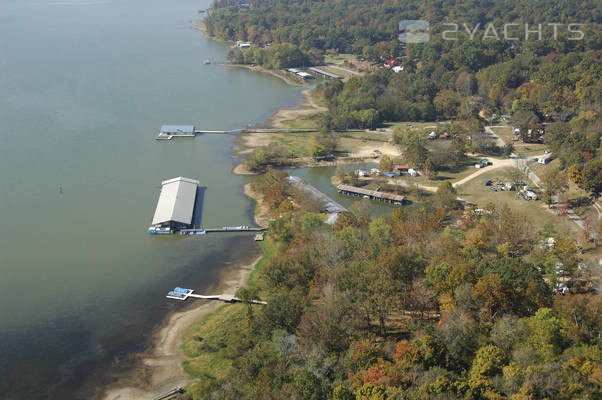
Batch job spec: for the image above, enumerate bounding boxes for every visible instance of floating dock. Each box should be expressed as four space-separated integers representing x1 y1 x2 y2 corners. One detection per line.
337 184 405 204
166 287 267 305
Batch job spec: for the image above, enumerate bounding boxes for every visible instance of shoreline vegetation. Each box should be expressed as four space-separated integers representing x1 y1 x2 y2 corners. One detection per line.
99 18 318 400
99 251 264 400
98 6 595 400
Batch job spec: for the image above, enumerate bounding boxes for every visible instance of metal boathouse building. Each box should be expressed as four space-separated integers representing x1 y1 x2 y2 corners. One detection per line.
149 177 199 234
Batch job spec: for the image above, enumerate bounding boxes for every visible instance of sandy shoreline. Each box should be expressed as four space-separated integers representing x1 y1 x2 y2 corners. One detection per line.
97 20 321 399
99 251 262 400
266 88 327 128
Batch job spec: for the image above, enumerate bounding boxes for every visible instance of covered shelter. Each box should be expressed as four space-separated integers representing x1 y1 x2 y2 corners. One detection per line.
308 67 342 79
150 177 199 232
337 184 405 204
160 125 195 136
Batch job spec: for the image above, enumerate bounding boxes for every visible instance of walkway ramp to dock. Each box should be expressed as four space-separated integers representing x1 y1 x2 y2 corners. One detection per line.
286 176 347 223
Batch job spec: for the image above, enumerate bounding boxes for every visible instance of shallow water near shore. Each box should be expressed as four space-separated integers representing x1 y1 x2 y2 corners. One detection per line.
0 0 301 398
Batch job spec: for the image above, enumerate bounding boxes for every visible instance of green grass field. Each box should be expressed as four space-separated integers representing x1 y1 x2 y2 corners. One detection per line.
383 121 440 133
490 126 547 157
455 167 577 236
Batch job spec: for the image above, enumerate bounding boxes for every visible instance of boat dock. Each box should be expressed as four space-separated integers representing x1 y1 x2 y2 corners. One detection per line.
178 226 267 235
155 126 317 139
166 287 267 305
337 184 405 205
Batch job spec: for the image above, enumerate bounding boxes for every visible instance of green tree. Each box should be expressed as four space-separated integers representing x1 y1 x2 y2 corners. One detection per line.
541 167 568 207
423 158 437 180
435 181 458 210
377 155 393 172
468 345 507 395
404 137 429 168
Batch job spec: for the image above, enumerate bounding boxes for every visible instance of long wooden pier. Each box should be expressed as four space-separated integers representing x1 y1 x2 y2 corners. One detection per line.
155 127 318 140
179 227 267 235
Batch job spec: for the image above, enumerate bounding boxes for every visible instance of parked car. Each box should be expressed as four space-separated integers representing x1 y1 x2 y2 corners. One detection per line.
490 187 497 191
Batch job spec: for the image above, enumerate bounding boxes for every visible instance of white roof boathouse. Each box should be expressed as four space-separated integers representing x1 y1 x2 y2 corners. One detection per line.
149 177 199 234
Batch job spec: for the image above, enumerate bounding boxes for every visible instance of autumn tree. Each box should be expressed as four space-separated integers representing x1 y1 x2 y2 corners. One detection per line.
541 167 569 208
580 159 602 196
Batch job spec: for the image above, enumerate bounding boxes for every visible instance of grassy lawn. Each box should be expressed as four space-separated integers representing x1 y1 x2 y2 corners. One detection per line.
528 158 560 178
324 53 357 64
281 114 321 130
490 126 547 157
181 239 275 381
490 126 515 144
271 132 316 156
323 53 374 73
339 130 393 142
379 155 480 190
455 167 577 236
382 121 440 132
181 303 246 379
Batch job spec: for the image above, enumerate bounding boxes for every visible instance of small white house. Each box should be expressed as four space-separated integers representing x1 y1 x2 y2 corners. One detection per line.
408 168 417 177
554 281 570 295
296 71 313 80
392 66 404 73
370 168 382 176
236 41 251 48
357 170 368 177
428 131 437 140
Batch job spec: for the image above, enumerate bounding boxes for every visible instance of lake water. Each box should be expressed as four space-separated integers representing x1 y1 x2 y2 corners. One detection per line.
0 0 302 398
285 163 399 217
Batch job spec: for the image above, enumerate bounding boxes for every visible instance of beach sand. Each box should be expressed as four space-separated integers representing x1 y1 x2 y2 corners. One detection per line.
266 88 327 128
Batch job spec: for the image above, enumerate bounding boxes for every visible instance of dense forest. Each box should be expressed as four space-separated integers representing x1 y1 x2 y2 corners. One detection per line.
187 2 602 399
184 169 600 400
206 0 601 198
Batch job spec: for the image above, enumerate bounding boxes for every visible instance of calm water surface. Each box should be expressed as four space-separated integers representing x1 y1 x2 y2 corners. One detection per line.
0 0 302 398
